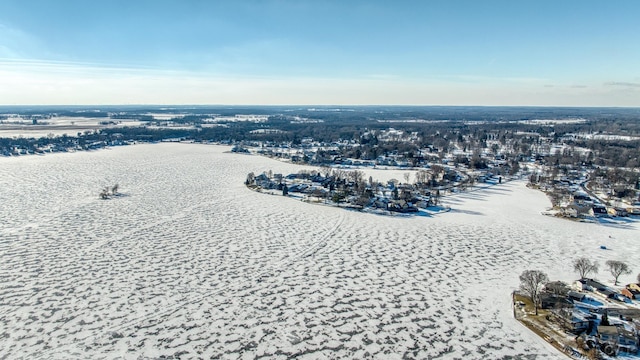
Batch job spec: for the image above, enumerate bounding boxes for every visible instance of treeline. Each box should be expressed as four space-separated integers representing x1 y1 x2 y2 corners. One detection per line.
3 107 640 178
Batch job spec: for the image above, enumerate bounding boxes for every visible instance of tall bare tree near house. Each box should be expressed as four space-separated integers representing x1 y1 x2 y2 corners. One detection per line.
415 170 429 186
333 169 346 182
349 169 364 183
573 257 599 279
433 189 440 205
349 170 366 194
431 165 444 185
519 270 548 315
606 260 631 285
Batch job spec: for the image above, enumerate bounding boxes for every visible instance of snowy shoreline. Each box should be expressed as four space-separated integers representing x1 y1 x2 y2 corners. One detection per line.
247 184 453 218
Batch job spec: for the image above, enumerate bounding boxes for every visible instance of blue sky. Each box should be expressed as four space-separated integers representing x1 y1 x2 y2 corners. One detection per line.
0 0 639 106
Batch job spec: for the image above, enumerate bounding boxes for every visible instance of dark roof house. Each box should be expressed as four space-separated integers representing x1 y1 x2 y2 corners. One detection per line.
597 325 639 355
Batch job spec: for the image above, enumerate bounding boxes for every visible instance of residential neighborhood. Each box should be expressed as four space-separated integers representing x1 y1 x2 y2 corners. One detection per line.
245 169 448 215
516 262 640 358
3 107 640 222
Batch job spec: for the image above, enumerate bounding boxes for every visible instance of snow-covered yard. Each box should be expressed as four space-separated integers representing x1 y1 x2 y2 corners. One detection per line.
1 143 639 359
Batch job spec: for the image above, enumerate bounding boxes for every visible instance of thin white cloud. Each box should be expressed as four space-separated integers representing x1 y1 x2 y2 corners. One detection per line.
365 74 399 80
0 58 170 76
604 81 640 88
447 74 549 84
1 59 639 106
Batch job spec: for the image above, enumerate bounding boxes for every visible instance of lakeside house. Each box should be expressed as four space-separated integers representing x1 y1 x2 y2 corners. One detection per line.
597 325 639 355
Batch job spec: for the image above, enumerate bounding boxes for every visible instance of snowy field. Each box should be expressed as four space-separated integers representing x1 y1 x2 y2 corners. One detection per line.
0 116 145 138
1 143 639 359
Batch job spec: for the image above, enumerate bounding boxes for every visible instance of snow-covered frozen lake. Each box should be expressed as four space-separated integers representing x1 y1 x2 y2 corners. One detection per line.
2 143 639 359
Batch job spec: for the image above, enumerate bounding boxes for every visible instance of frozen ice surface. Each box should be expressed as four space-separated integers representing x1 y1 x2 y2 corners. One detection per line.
1 143 639 359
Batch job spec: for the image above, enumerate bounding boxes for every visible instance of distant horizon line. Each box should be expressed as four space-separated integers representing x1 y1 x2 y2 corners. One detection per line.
1 104 640 109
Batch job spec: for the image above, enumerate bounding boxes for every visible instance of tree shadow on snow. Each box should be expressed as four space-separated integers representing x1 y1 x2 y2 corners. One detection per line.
448 208 485 216
596 218 635 229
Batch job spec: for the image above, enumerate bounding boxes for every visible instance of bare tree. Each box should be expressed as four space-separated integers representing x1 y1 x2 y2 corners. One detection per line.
333 169 346 182
519 270 548 315
606 260 631 285
433 189 440 205
99 188 109 200
637 272 640 284
348 170 366 195
415 170 429 185
354 195 370 207
99 183 121 199
349 170 365 185
403 172 411 184
311 188 325 199
431 165 444 179
468 175 476 187
245 172 255 185
319 166 332 178
573 257 599 279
